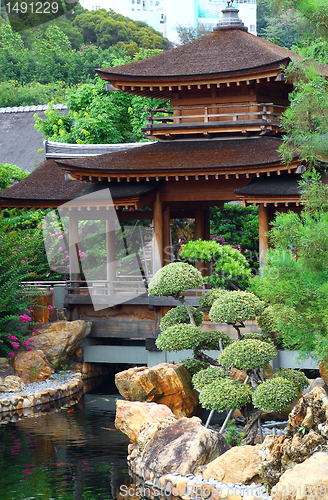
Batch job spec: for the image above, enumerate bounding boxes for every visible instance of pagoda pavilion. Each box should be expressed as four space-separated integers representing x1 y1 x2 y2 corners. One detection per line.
1 3 327 346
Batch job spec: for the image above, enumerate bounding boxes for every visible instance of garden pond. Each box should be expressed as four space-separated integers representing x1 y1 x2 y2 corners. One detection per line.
0 375 132 500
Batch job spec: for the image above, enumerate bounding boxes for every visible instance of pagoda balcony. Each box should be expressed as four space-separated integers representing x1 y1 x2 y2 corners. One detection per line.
143 102 287 139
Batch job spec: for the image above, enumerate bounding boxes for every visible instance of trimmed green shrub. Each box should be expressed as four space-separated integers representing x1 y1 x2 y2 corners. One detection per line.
155 324 203 352
218 339 277 371
192 366 227 391
198 330 233 350
273 368 309 392
198 288 229 311
148 262 203 297
256 305 282 335
241 332 272 343
181 358 209 375
160 305 204 332
179 239 251 290
209 291 264 324
199 379 252 412
252 377 298 412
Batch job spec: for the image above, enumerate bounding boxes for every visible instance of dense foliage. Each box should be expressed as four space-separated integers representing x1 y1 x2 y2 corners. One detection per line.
34 81 168 144
218 339 277 371
192 366 227 392
279 62 328 166
209 291 264 325
210 204 259 265
160 305 204 332
252 377 298 412
0 10 167 86
180 239 251 290
252 177 328 361
155 324 203 352
148 262 203 298
198 288 229 311
273 368 309 392
0 163 29 190
0 224 45 356
199 379 253 412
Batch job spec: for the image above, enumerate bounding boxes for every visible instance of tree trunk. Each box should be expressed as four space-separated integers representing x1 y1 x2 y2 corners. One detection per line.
241 406 262 445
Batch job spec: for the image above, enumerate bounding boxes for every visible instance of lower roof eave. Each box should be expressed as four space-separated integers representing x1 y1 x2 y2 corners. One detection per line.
236 195 301 207
62 164 298 182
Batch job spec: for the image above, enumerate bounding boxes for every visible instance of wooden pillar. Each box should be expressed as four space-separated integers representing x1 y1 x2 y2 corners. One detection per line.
259 204 269 267
163 205 171 266
153 192 163 273
106 219 116 284
68 211 79 282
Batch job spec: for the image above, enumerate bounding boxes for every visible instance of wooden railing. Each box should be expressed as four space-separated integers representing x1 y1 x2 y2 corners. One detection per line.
145 103 287 129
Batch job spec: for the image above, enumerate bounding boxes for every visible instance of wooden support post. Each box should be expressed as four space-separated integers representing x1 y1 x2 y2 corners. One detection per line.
106 219 116 286
153 192 163 273
163 206 171 266
259 204 269 267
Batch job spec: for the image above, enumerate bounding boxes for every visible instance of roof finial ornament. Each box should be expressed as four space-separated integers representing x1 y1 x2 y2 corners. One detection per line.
214 0 248 32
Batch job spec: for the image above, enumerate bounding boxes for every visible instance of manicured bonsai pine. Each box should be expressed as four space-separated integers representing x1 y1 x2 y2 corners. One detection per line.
199 379 253 413
149 263 230 370
273 368 309 392
192 366 227 391
209 290 264 339
252 377 298 412
160 304 204 332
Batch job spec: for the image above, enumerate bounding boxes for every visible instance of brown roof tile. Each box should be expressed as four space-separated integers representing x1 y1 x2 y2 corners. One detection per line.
56 137 286 174
0 160 84 202
234 173 302 197
97 30 315 82
0 159 161 205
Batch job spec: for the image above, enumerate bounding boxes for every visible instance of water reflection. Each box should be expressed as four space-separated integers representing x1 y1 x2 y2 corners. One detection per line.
0 376 130 500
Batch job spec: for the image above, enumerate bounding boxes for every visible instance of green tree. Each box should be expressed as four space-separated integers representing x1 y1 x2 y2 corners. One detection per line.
179 239 251 290
252 176 328 362
272 0 328 40
279 61 328 166
176 22 214 45
0 163 29 190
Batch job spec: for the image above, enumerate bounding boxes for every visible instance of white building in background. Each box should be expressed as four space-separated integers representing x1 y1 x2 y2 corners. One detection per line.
78 0 257 44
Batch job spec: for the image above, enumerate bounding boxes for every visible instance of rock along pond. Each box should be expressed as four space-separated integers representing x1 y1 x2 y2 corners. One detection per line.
0 374 132 500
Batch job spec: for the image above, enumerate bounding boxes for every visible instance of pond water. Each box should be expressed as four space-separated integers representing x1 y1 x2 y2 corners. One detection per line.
0 375 132 500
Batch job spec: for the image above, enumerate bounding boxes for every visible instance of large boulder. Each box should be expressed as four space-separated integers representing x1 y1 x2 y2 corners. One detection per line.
115 400 176 444
136 416 230 476
0 375 25 392
31 320 92 367
13 350 52 383
115 362 199 418
260 386 328 489
203 444 262 485
273 452 328 500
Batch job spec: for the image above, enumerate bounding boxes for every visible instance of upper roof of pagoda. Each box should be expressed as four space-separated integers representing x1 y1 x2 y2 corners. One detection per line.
97 30 308 89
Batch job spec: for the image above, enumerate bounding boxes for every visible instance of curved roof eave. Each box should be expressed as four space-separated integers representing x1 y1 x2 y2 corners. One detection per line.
96 59 291 84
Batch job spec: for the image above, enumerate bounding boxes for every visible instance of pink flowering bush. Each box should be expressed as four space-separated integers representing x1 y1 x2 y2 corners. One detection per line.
0 221 44 356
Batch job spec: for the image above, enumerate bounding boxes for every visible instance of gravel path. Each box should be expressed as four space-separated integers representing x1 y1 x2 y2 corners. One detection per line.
0 371 78 400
